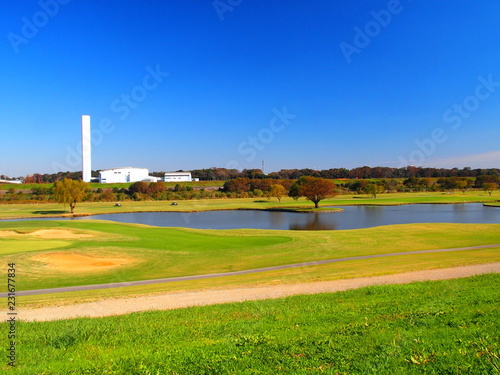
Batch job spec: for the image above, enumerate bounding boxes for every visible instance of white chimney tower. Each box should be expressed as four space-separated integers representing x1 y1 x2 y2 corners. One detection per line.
81 115 91 182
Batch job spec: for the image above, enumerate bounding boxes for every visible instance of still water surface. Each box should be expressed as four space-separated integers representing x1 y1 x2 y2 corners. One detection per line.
71 203 500 230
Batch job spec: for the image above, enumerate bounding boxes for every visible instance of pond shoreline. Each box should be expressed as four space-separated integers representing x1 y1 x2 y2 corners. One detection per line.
0 201 498 221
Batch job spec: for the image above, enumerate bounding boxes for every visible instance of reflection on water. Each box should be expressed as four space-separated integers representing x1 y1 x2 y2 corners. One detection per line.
269 211 285 228
289 213 337 230
361 206 385 229
70 203 499 231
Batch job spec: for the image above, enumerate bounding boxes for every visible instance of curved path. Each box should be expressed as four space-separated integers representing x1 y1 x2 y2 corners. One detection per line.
13 262 500 322
1 244 499 298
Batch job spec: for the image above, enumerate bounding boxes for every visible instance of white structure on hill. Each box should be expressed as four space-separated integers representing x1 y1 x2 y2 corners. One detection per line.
99 167 157 183
164 172 192 182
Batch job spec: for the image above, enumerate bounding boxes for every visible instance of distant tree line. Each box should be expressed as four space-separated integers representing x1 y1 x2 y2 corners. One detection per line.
18 166 500 184
223 176 498 192
22 170 99 183
192 166 500 180
0 182 228 204
1 175 498 204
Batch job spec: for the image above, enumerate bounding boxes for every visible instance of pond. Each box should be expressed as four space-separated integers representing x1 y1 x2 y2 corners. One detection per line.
66 203 500 230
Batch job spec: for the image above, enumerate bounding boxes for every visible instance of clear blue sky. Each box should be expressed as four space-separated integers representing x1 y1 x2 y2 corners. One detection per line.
1 1 499 177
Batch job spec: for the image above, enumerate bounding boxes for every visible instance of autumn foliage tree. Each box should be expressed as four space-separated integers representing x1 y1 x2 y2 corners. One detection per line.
147 182 166 195
290 177 337 208
53 178 89 214
128 181 149 195
223 178 251 192
269 184 286 202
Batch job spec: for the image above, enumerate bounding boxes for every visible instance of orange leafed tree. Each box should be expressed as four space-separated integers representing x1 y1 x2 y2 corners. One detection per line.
291 177 337 208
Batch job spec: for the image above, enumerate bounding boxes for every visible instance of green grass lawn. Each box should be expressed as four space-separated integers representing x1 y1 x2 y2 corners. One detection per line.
2 274 499 374
1 220 499 307
0 192 498 219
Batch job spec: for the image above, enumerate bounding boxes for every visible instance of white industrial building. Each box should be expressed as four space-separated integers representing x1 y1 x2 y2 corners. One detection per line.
99 167 158 183
164 172 192 182
0 179 22 184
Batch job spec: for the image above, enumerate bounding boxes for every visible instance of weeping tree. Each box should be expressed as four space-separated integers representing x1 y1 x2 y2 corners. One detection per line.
53 178 89 214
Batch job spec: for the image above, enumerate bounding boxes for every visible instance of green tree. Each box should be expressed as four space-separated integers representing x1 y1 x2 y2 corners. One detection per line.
350 179 368 194
456 179 471 194
483 182 497 196
53 179 88 214
288 182 302 200
364 183 384 198
269 184 286 202
474 175 499 188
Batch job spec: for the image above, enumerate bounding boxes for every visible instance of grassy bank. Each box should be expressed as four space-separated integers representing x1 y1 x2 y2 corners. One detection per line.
2 274 499 374
1 221 499 306
484 202 500 207
0 192 498 220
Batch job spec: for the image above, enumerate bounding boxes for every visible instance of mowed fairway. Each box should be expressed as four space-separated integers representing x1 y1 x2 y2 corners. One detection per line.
1 220 499 307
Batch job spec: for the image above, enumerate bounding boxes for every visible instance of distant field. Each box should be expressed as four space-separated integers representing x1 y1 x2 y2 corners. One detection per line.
0 192 498 220
1 178 488 191
3 274 499 374
1 220 499 307
0 179 399 191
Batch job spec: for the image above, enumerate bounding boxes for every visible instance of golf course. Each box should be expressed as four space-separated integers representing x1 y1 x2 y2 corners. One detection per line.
1 192 499 373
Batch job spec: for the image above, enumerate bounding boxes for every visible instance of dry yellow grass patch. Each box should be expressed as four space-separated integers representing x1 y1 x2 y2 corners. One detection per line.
0 229 93 239
32 251 133 272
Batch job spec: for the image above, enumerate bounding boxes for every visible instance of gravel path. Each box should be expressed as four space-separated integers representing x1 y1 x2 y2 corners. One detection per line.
16 262 500 322
4 244 499 298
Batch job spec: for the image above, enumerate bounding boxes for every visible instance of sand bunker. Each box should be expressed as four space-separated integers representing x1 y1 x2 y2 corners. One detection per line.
0 231 21 237
32 252 132 272
0 229 93 239
31 229 93 239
